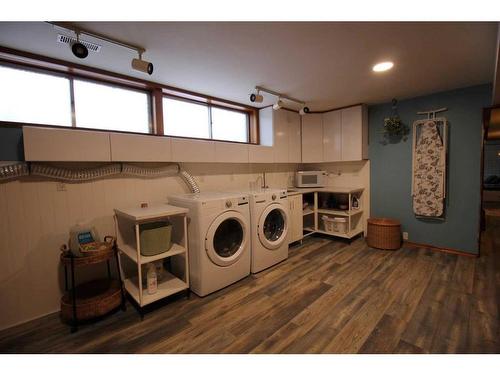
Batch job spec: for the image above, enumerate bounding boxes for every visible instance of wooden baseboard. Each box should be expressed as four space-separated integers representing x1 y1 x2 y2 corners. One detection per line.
404 241 478 258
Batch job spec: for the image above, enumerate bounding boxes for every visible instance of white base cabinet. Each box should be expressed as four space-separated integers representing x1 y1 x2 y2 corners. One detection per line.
288 194 304 244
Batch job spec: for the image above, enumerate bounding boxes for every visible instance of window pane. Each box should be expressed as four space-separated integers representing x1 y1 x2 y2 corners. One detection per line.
163 98 210 139
0 65 71 126
211 107 248 142
74 80 150 133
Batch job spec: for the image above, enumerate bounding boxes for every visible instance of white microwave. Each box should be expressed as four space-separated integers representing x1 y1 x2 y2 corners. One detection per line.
295 171 327 188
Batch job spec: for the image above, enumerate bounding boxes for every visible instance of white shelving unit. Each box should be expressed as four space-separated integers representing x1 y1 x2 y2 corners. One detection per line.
114 204 189 312
301 187 365 240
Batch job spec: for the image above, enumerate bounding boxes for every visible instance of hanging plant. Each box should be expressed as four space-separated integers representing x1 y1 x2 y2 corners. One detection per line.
381 99 409 144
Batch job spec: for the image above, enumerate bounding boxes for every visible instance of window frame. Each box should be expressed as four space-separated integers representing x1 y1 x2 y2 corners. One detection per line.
0 61 154 134
0 45 260 144
162 94 250 144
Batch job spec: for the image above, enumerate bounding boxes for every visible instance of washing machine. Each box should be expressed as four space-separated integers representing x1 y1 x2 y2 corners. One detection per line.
168 191 251 297
237 188 289 273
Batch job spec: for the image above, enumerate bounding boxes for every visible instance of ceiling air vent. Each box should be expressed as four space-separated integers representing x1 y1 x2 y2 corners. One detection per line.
57 34 102 53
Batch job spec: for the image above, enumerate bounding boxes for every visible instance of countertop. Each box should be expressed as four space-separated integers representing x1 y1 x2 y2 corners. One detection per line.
286 186 364 196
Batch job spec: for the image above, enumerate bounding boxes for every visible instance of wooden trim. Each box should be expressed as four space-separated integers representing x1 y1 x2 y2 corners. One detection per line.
404 241 478 258
152 88 164 135
311 102 365 114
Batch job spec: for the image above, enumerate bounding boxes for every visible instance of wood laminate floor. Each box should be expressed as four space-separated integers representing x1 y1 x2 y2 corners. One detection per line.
0 220 499 354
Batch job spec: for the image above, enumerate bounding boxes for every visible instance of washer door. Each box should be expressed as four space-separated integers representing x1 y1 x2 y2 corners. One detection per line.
205 211 248 267
258 204 288 250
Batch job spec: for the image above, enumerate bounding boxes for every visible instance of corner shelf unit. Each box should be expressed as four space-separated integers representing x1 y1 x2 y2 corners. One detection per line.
302 187 365 240
114 204 190 313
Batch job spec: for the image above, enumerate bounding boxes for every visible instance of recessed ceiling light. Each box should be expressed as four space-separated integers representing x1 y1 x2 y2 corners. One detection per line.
373 61 394 72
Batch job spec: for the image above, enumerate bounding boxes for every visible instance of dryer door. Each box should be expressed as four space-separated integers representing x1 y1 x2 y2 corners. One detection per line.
205 210 248 267
258 203 288 250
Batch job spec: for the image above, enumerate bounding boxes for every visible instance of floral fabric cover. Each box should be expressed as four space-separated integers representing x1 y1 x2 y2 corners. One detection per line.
413 121 445 217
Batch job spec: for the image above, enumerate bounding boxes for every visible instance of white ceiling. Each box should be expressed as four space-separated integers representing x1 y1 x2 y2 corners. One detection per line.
0 22 497 111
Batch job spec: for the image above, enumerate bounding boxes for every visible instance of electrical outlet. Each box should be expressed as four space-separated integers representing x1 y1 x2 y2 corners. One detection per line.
56 182 66 192
402 232 409 240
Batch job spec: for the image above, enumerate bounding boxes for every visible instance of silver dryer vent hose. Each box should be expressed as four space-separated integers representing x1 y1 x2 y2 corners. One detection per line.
0 161 200 193
179 168 201 193
0 162 29 181
30 163 122 182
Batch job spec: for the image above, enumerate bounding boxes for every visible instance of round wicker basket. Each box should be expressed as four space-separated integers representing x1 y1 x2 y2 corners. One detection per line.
366 218 402 250
61 279 122 322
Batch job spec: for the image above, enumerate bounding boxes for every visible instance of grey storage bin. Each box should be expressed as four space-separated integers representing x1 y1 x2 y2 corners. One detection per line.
139 221 172 256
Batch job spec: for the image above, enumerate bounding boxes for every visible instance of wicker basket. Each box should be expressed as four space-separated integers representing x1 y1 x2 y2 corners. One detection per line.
366 218 402 250
61 279 122 322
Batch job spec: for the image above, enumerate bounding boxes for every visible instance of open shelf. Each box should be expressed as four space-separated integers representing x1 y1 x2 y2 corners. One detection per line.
119 242 186 265
314 228 364 239
303 208 314 216
317 208 363 217
124 272 188 307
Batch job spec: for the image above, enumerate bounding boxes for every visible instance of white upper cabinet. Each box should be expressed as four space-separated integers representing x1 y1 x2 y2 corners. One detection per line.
319 104 368 162
214 142 249 163
340 105 368 161
171 137 216 162
23 126 111 162
257 107 301 163
287 111 302 163
110 133 172 162
248 144 274 163
273 109 289 163
322 109 342 162
301 113 323 163
273 109 301 163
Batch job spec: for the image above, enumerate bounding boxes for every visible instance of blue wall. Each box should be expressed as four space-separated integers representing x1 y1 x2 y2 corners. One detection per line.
369 84 491 254
0 127 24 161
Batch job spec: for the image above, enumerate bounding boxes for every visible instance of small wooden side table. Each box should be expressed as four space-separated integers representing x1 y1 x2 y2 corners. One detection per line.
60 236 126 333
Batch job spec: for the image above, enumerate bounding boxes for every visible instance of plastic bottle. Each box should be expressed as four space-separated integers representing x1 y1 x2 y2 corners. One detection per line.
147 263 157 295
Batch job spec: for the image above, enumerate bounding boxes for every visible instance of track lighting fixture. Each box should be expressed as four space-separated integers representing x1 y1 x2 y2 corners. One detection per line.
48 22 153 75
132 53 154 75
71 32 89 59
249 90 264 103
299 106 310 116
252 85 308 114
273 98 284 111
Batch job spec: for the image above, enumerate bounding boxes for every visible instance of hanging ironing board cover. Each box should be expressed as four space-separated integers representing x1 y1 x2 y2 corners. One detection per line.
413 120 445 217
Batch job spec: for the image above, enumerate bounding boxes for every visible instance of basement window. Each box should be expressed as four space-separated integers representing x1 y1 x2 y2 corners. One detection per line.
0 64 152 133
163 96 249 143
0 65 72 126
73 79 151 133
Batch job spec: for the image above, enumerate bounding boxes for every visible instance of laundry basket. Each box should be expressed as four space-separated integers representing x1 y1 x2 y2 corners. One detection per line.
139 221 172 256
322 215 348 234
366 218 401 250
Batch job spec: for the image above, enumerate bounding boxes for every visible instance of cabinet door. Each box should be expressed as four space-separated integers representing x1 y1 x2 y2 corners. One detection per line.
273 109 289 163
23 126 111 161
323 109 342 162
288 195 303 244
110 133 172 162
248 145 274 163
288 111 302 163
215 142 249 163
301 113 323 163
341 106 364 161
171 138 215 162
